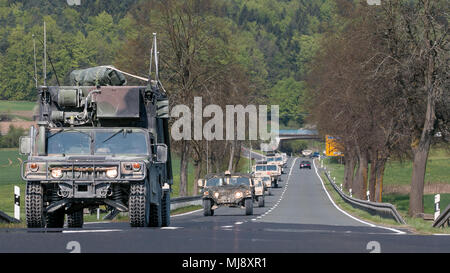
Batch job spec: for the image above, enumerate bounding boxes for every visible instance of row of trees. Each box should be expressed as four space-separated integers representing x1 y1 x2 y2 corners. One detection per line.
308 0 448 217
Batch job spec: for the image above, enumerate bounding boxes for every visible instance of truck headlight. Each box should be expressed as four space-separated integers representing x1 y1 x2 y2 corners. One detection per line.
29 163 39 172
214 192 219 198
51 169 63 178
235 191 243 198
106 168 118 178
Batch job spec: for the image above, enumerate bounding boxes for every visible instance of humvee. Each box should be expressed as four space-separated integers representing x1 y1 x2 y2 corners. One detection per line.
267 155 285 174
252 163 281 188
198 171 254 216
253 175 271 196
20 64 173 228
252 176 266 207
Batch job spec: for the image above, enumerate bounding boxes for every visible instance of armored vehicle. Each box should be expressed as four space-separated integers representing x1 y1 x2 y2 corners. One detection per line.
253 175 272 196
20 62 173 228
267 155 285 173
198 171 254 216
252 164 281 188
252 177 265 207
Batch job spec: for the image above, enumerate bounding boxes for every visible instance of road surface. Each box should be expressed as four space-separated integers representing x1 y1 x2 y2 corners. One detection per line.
1 157 449 253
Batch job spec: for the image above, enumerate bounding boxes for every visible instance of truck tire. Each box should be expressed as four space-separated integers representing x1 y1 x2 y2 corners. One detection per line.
203 199 213 216
161 191 170 227
258 196 265 207
25 182 44 228
67 209 84 228
245 198 253 215
129 181 150 227
46 209 65 228
149 202 162 227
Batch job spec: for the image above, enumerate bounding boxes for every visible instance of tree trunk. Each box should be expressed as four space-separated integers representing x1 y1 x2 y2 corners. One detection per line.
179 140 190 197
354 147 368 200
233 141 242 172
409 136 432 217
343 154 356 191
193 159 202 195
374 158 386 202
368 149 377 202
228 140 235 171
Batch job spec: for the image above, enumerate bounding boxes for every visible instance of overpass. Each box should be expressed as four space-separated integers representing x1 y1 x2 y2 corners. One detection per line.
260 128 320 151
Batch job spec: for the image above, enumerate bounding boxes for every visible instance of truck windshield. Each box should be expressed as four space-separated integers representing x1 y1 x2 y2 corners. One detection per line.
229 177 251 186
267 157 275 162
206 178 223 187
255 165 266 171
47 131 91 155
267 165 277 171
276 157 282 161
95 130 148 155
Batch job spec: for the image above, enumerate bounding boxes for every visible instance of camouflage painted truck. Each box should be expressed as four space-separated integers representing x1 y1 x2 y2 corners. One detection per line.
19 65 173 228
197 171 255 216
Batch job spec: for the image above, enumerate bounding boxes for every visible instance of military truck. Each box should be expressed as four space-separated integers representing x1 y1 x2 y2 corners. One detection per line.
267 155 285 174
19 62 173 228
252 176 266 207
253 175 271 196
252 163 281 188
198 171 254 216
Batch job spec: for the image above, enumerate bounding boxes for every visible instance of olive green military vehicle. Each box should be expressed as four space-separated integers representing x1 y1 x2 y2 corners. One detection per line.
198 171 255 216
20 62 173 228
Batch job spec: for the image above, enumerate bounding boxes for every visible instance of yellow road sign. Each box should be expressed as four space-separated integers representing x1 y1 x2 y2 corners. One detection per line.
325 135 344 157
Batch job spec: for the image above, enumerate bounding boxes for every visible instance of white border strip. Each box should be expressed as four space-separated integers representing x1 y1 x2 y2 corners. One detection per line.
313 159 406 235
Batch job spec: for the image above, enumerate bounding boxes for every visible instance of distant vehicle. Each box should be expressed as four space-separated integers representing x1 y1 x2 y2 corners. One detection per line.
299 160 312 169
198 172 255 216
252 177 266 207
302 150 313 156
267 155 285 173
252 164 281 188
309 152 320 158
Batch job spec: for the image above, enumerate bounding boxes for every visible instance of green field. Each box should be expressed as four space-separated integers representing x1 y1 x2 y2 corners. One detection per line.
0 100 36 112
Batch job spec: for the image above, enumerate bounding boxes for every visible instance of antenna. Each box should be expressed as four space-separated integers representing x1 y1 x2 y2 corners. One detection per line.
153 33 159 82
32 34 38 88
148 37 153 82
43 21 47 86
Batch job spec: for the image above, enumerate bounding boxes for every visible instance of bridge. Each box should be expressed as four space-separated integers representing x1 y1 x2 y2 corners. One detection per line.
260 128 320 151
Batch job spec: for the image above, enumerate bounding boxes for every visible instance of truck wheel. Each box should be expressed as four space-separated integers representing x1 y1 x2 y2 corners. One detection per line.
149 201 162 227
258 196 265 207
203 199 212 216
245 198 253 215
129 181 150 227
161 191 170 227
46 209 65 228
67 209 84 228
25 182 44 228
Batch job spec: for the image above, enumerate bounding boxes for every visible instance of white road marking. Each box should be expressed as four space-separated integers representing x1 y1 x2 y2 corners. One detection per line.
171 209 203 217
312 159 406 235
234 222 244 225
161 226 183 230
62 229 122 233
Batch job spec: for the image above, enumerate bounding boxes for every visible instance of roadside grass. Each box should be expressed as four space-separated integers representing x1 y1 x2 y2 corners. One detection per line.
0 100 36 112
318 147 450 234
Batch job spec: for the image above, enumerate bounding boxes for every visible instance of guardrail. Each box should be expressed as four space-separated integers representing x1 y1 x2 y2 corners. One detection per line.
0 210 20 224
170 195 202 210
433 204 450 228
323 170 406 224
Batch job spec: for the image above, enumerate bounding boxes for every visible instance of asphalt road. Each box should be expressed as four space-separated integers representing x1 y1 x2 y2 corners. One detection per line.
1 157 449 253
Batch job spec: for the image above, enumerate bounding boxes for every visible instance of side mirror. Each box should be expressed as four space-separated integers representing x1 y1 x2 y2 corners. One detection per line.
19 136 31 155
197 179 204 188
153 144 168 163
